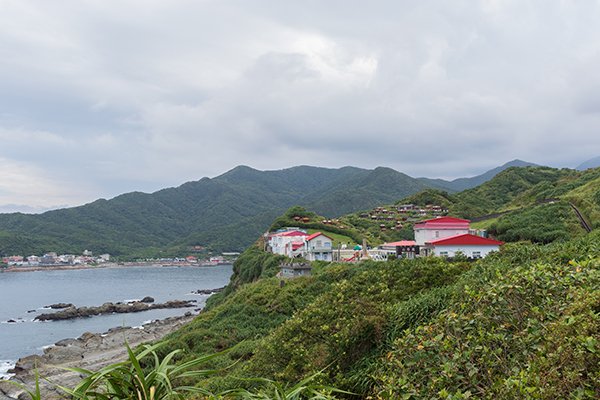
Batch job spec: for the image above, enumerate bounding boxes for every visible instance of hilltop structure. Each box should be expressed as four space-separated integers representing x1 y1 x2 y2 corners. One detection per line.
266 229 333 261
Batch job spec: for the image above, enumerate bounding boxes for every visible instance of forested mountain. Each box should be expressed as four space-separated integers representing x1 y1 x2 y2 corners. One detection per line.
0 162 540 256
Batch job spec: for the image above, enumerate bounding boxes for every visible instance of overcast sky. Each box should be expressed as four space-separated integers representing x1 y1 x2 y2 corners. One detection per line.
1 1 600 212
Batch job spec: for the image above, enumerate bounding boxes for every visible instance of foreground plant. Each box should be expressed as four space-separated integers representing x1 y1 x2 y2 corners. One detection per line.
221 372 349 399
14 344 344 400
59 343 223 399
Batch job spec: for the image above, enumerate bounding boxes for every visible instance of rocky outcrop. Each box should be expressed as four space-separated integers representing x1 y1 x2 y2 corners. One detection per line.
192 286 226 295
45 303 74 309
34 299 196 321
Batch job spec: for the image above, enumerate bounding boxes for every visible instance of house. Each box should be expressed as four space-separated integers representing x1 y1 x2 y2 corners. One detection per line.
280 262 312 278
422 234 503 258
302 232 333 261
268 230 309 256
413 217 470 246
380 240 419 259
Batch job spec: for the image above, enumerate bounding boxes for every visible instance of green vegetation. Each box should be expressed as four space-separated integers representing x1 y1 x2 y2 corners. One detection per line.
149 230 599 399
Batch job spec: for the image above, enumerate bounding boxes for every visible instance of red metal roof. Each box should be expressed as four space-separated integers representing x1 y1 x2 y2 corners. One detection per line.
306 232 334 241
273 230 309 237
381 240 417 247
426 234 504 246
416 216 470 225
291 242 304 251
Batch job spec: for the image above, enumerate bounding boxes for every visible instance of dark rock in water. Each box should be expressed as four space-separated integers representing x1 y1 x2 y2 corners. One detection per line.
140 296 155 303
34 299 196 321
27 309 37 313
46 303 74 309
184 311 192 317
6 319 16 323
192 286 226 295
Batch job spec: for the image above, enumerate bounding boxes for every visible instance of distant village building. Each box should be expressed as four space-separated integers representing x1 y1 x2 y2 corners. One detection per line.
379 240 419 259
280 262 312 278
40 253 57 264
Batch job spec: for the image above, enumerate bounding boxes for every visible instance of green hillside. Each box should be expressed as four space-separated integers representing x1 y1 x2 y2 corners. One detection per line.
151 226 599 399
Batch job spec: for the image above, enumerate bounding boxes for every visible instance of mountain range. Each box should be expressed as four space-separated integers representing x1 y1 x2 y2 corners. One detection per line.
576 156 600 170
0 160 542 256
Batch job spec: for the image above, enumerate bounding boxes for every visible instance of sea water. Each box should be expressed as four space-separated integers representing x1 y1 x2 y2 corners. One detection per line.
0 264 232 375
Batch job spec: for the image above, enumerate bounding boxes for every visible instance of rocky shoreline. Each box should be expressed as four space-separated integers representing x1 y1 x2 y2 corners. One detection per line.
34 298 196 321
0 314 197 400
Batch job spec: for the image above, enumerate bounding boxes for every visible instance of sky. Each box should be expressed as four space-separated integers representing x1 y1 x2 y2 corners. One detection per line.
1 0 600 212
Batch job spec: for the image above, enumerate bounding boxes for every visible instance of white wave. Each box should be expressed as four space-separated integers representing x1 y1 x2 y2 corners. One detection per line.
0 360 15 380
123 299 140 303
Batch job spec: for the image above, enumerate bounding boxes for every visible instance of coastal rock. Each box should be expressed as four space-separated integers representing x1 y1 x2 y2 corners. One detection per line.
2 313 198 400
192 286 226 295
140 296 155 303
54 338 78 347
34 299 196 321
45 345 85 363
6 320 16 323
12 355 43 375
46 303 74 309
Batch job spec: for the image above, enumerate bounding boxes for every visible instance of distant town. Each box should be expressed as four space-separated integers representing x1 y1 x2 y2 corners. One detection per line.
2 250 110 268
1 251 240 270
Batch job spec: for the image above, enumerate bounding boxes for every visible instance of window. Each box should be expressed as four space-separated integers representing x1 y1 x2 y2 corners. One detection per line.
316 240 322 247
439 251 449 257
472 251 481 258
435 231 439 238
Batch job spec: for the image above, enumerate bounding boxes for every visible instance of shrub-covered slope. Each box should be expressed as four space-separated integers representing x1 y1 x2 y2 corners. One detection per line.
157 229 599 399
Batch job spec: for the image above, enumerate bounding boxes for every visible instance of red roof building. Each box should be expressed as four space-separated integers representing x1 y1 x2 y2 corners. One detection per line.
423 233 503 258
414 216 471 246
426 234 503 246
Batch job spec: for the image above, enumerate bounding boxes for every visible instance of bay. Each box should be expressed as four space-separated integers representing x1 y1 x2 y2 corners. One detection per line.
0 264 232 370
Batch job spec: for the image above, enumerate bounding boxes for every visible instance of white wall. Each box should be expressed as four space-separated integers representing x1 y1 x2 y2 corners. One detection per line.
269 235 307 256
305 234 333 261
414 228 469 246
431 244 500 258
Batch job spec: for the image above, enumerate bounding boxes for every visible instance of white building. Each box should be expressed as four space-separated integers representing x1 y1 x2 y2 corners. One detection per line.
413 217 470 246
302 232 333 261
268 230 309 256
422 234 503 258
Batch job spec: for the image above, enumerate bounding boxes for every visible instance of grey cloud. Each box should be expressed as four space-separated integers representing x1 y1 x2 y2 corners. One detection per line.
1 1 600 207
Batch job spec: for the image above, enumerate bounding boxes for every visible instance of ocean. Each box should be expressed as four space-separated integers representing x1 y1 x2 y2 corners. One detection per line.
0 264 232 378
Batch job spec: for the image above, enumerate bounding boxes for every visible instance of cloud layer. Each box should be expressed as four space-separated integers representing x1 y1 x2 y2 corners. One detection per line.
1 0 600 210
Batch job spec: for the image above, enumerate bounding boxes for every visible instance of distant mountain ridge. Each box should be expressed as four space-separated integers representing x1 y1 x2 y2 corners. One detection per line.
0 160 538 256
576 156 600 170
417 159 538 192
